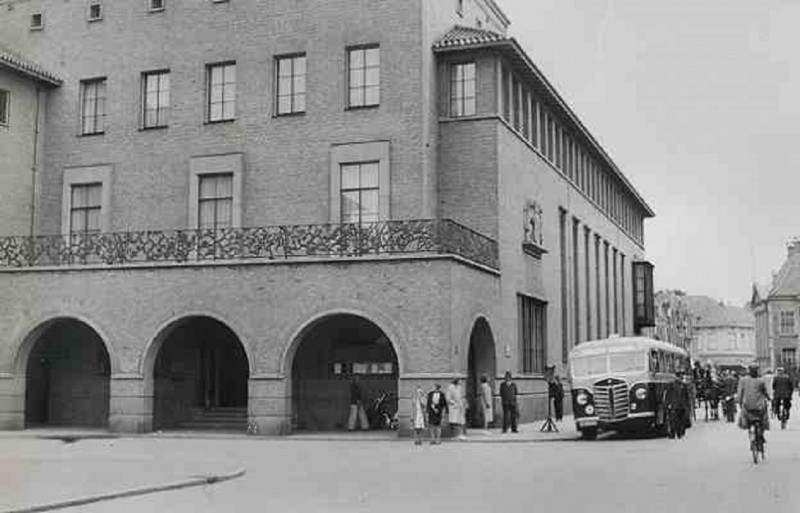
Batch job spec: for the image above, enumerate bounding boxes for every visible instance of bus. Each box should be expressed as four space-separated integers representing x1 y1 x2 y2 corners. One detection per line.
569 335 690 440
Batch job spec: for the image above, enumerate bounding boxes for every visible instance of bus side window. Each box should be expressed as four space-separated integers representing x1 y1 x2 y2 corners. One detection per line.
658 351 666 373
667 353 674 373
649 349 659 372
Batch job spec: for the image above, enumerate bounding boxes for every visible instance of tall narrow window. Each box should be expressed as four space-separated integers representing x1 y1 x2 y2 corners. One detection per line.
522 90 530 139
347 46 380 108
69 183 102 237
595 235 601 338
198 174 233 229
501 66 510 121
559 209 568 363
519 294 547 374
613 248 618 334
276 54 306 115
512 76 521 131
207 62 236 122
80 78 106 135
0 89 8 126
530 98 539 148
620 253 626 335
450 62 476 117
585 227 592 340
604 241 610 337
573 218 581 344
340 162 379 224
142 70 170 128
780 311 795 335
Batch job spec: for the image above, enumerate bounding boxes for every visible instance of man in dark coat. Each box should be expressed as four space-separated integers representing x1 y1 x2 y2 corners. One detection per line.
773 367 794 421
549 376 564 422
426 383 448 444
665 374 689 439
500 371 519 433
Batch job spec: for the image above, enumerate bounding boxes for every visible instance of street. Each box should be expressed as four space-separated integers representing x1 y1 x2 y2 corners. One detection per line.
2 412 800 513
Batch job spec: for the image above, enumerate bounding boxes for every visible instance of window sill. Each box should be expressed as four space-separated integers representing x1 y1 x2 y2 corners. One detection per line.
204 119 236 125
522 242 548 259
273 111 306 118
79 131 105 137
345 104 380 111
139 125 168 132
88 17 103 23
147 8 165 14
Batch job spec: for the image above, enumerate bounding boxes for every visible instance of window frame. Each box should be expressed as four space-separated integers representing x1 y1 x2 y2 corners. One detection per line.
339 161 381 225
346 44 380 109
519 293 548 375
188 153 244 229
141 69 170 129
329 141 390 223
780 310 795 335
147 0 165 12
61 165 112 236
68 182 103 238
197 173 234 230
88 2 102 22
30 12 44 30
0 89 9 127
205 61 237 123
79 77 107 136
274 53 307 116
449 61 476 117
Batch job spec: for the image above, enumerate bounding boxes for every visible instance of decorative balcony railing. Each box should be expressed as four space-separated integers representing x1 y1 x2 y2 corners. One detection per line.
0 219 498 270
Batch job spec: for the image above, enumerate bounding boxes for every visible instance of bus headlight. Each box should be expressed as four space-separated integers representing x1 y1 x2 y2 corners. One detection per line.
576 392 588 405
635 388 647 401
585 405 595 415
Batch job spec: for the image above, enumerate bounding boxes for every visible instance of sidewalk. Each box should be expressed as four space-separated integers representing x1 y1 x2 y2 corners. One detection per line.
0 416 579 443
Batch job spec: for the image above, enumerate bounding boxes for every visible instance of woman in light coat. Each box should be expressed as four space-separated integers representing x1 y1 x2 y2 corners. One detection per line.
480 375 493 429
447 378 467 439
411 385 427 445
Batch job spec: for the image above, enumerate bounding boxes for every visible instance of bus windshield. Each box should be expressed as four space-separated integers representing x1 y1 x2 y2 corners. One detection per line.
608 351 646 373
572 355 608 377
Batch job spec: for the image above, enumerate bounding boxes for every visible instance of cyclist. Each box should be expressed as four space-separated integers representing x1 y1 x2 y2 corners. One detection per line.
737 363 771 443
773 367 794 425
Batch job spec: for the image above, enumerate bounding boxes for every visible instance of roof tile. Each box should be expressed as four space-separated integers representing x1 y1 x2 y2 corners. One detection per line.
0 48 61 86
433 25 507 50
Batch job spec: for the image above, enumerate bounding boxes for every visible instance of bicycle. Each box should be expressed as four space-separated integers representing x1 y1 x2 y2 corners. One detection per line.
747 409 766 464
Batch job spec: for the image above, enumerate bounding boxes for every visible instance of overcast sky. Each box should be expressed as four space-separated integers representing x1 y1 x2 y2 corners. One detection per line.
498 0 800 305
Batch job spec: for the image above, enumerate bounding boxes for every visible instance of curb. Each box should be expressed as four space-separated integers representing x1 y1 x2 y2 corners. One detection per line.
0 468 246 513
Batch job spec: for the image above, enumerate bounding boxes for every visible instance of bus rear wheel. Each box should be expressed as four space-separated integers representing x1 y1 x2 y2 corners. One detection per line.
581 427 598 440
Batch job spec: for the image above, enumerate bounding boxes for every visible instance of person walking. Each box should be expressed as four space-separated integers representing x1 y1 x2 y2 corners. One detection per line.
499 371 518 433
347 375 369 431
447 378 467 440
480 375 493 429
773 367 793 424
411 385 427 445
426 383 448 445
549 375 565 422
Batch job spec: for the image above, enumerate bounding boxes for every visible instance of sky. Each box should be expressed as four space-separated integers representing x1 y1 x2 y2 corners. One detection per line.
497 0 800 306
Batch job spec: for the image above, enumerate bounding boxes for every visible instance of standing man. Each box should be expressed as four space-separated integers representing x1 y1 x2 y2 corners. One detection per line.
347 375 369 431
500 371 519 433
549 375 565 422
426 383 448 445
773 367 793 423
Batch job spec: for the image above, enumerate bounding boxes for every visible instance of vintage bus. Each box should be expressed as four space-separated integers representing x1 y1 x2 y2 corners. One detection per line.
569 336 690 440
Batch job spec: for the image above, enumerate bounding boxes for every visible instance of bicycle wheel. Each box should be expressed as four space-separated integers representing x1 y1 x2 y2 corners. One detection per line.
751 439 759 464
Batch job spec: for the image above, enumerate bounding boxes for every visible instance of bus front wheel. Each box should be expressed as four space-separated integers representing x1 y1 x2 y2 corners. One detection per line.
581 427 598 440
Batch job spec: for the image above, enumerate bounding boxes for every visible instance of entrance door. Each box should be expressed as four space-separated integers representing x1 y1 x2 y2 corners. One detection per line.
467 318 496 428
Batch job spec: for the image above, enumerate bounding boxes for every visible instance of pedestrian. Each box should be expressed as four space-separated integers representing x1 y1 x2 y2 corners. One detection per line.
411 384 427 445
426 383 448 445
480 375 493 429
500 371 519 433
446 378 467 440
773 367 793 423
347 375 369 431
549 375 564 422
665 374 688 439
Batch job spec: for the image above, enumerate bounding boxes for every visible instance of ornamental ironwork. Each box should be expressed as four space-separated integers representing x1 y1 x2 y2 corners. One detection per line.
0 219 498 270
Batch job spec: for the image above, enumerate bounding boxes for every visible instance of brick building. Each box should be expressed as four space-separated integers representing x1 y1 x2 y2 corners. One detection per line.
0 0 654 435
642 290 693 351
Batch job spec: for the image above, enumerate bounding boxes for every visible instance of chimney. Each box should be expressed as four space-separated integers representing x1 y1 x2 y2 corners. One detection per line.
789 239 800 258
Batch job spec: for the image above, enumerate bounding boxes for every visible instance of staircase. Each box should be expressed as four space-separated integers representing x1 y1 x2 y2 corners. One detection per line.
176 407 248 432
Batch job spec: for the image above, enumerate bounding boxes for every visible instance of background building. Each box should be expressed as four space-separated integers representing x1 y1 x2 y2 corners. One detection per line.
0 0 653 434
643 290 693 350
685 296 755 369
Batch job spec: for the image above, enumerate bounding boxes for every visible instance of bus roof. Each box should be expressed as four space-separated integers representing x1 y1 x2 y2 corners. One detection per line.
568 336 688 358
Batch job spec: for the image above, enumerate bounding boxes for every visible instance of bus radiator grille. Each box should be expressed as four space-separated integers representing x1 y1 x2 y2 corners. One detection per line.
593 380 629 422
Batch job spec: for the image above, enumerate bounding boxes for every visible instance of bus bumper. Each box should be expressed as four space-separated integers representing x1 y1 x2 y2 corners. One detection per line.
576 417 599 429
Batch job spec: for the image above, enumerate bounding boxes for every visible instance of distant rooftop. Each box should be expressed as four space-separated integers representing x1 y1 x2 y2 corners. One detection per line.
685 295 754 329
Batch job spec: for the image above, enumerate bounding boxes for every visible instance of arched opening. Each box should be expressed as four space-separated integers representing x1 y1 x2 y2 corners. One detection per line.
24 319 111 428
467 318 496 428
291 314 398 432
152 316 249 431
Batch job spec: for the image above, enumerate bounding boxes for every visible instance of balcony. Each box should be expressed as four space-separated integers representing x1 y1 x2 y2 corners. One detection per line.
0 219 498 271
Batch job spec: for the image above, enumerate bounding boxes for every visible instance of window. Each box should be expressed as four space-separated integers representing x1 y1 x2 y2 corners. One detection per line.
276 54 306 115
340 162 379 224
450 62 475 117
519 294 547 374
198 174 233 229
206 62 236 122
142 70 170 128
69 183 102 237
0 89 8 126
780 311 795 335
88 2 102 21
148 0 165 12
782 348 796 367
347 46 380 108
80 78 106 135
31 12 43 30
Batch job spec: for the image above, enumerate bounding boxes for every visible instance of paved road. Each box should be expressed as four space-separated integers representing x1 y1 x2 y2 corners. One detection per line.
2 415 800 513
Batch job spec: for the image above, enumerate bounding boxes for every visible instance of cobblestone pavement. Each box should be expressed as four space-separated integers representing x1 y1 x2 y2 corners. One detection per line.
2 411 800 513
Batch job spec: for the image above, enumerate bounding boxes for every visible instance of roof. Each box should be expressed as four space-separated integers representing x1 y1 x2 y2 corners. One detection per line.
684 296 754 329
0 48 61 86
432 26 655 218
769 246 800 298
570 336 688 357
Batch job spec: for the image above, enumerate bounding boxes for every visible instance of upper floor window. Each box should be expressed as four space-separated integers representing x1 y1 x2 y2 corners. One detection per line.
198 173 233 229
780 311 795 335
340 162 379 224
347 46 379 108
142 70 170 128
0 89 8 126
206 62 236 122
450 62 475 117
148 0 165 12
88 2 102 21
276 54 306 115
80 78 107 135
69 183 102 237
30 12 44 30
519 294 547 374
